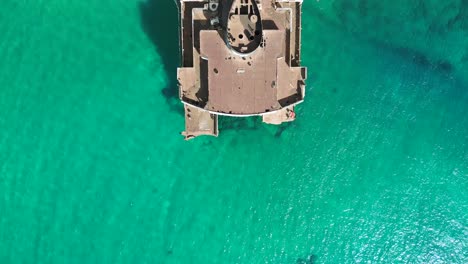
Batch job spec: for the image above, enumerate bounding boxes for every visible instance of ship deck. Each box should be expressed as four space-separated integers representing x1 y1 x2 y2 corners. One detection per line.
177 0 306 139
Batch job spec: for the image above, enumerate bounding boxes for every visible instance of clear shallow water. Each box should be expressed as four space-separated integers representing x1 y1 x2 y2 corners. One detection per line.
0 0 467 263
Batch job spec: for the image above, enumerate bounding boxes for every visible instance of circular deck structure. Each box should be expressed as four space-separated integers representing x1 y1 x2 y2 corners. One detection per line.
226 0 263 56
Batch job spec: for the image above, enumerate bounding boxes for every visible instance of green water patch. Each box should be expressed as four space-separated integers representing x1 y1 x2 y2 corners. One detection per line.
306 1 468 83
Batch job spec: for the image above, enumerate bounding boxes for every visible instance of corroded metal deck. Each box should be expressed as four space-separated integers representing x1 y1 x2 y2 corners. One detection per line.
177 0 307 139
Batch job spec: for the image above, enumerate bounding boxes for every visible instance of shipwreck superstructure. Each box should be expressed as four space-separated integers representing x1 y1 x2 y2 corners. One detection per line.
177 0 307 139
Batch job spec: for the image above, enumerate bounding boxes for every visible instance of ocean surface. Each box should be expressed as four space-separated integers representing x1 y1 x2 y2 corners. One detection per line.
0 0 467 263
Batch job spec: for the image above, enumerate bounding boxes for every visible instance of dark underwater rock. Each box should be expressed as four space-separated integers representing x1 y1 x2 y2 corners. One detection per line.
307 0 468 79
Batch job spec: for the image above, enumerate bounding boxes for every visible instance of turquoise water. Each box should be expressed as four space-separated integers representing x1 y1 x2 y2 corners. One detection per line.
1 0 467 263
